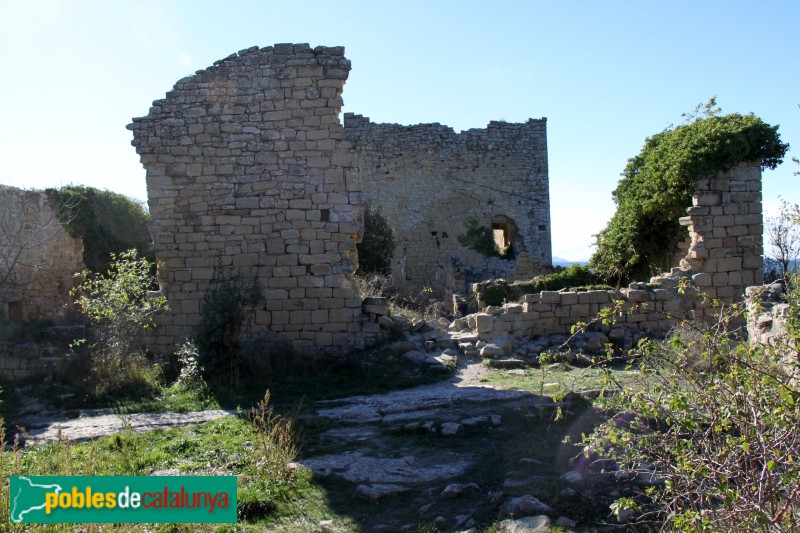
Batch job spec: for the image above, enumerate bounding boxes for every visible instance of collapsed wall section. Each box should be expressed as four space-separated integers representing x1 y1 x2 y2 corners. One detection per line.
0 186 84 323
128 44 364 355
666 161 764 295
468 162 764 341
345 114 550 299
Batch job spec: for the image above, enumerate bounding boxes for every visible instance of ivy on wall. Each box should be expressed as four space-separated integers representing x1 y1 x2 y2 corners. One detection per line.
590 99 789 285
45 186 153 273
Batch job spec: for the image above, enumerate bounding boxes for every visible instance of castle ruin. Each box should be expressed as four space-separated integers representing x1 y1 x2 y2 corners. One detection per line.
129 44 365 355
0 186 83 323
129 43 552 354
345 114 550 298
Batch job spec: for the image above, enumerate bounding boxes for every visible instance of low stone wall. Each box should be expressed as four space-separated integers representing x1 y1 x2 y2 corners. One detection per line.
747 282 789 346
467 285 695 341
0 342 66 380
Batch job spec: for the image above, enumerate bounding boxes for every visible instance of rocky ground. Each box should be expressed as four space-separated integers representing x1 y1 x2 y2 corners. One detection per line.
7 332 643 532
294 353 640 532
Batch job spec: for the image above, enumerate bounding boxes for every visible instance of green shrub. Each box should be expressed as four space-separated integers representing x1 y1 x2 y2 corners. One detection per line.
590 99 788 285
357 205 395 275
508 264 606 298
46 185 152 272
174 340 205 390
193 270 261 383
476 278 510 306
71 249 168 401
585 280 800 531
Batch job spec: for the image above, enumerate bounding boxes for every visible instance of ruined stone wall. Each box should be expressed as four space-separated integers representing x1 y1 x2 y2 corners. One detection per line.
345 114 550 298
0 186 84 323
128 44 365 355
666 161 764 295
466 162 764 341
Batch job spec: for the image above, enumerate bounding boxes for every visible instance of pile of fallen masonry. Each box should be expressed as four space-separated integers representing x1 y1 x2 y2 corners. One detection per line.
362 293 647 374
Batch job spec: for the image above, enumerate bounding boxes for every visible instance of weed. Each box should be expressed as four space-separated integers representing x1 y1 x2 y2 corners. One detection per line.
244 391 299 483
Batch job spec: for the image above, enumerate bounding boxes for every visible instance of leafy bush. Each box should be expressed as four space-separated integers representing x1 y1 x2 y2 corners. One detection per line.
585 281 800 530
357 205 395 275
476 278 510 307
46 185 153 272
514 264 604 294
193 270 261 383
590 99 788 285
71 249 168 401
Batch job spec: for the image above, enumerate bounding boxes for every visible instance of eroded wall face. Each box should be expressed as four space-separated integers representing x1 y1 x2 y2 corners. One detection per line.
0 186 84 323
673 161 764 297
129 44 364 355
345 114 550 297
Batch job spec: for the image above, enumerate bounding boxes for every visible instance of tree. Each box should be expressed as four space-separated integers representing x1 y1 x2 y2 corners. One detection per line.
356 205 395 275
72 249 166 355
590 99 788 285
766 199 800 280
71 249 167 400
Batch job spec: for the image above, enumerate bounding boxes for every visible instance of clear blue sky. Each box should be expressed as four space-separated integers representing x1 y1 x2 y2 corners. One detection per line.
1 0 798 261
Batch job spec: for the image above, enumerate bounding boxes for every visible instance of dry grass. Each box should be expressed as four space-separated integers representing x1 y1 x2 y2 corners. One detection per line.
245 391 299 484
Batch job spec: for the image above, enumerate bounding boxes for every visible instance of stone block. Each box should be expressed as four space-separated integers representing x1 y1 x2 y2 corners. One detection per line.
540 291 561 303
559 292 578 305
475 314 494 334
587 290 611 304
716 257 742 272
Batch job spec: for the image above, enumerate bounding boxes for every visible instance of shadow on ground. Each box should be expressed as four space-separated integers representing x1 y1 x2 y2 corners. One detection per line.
297 367 617 532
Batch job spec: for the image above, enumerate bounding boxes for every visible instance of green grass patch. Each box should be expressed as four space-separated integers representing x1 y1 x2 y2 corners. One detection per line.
1 401 353 531
478 364 643 398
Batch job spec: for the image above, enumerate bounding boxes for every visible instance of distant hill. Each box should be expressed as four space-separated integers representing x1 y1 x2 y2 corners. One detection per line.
552 256 589 267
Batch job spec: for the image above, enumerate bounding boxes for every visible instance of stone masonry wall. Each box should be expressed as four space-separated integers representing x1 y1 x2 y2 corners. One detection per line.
0 186 84 323
467 162 763 341
128 44 365 355
665 161 764 295
345 114 550 299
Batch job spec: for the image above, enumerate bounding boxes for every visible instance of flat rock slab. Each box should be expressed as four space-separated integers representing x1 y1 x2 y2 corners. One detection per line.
301 450 473 485
16 409 237 445
315 382 549 424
